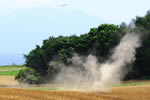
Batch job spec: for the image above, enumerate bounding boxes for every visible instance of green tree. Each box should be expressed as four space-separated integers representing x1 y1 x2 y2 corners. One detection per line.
133 10 150 79
89 24 121 59
21 24 121 84
24 45 47 75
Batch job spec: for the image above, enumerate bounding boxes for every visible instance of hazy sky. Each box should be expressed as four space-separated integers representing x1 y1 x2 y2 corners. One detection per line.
0 0 150 65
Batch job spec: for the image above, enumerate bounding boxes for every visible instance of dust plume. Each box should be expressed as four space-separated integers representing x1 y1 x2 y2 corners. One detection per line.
51 33 141 91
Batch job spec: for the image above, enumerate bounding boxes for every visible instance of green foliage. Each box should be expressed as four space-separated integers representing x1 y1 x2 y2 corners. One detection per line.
24 45 48 75
15 10 150 83
134 10 150 32
123 10 150 80
90 24 121 57
132 10 150 79
23 24 121 83
15 68 41 84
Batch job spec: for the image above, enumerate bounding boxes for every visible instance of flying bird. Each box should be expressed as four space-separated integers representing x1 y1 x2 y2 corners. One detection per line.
60 4 68 7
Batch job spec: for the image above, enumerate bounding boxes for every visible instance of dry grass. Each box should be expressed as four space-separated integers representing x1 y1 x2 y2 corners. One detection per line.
0 76 19 86
0 84 150 100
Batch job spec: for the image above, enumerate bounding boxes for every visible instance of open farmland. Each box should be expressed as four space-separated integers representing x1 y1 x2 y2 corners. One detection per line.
0 65 26 86
0 84 150 100
0 65 150 100
0 65 26 76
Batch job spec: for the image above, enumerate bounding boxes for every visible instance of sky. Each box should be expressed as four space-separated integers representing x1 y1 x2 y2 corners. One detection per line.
0 0 150 65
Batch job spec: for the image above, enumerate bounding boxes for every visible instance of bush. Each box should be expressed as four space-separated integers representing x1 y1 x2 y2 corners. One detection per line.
15 68 41 84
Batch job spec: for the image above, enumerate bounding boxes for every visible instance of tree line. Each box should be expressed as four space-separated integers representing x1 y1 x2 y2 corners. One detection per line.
16 10 150 84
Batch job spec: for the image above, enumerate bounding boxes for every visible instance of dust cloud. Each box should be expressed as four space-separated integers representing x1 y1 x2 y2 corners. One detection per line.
51 33 141 91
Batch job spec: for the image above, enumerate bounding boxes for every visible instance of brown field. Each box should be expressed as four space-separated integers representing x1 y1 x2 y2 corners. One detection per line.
0 76 19 86
0 84 150 100
0 75 150 100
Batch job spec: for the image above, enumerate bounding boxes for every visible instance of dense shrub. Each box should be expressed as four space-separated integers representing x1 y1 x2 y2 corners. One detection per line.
15 68 41 84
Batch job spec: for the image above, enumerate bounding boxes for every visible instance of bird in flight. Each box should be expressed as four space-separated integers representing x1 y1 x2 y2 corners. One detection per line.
60 4 68 7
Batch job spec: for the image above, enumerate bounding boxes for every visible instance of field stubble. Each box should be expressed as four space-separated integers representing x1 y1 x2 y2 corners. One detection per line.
0 76 19 86
0 84 150 100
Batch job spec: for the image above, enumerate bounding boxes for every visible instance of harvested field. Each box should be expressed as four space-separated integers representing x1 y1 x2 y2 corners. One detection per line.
0 84 150 100
0 65 26 76
0 76 19 86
